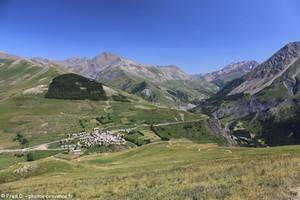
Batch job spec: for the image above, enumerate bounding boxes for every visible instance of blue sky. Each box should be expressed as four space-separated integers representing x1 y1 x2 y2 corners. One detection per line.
0 0 299 74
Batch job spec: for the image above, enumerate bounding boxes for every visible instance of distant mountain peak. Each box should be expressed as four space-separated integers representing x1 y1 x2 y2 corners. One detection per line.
158 65 191 80
285 41 300 49
0 51 19 60
94 52 122 61
93 52 122 64
216 61 258 74
200 60 259 87
93 52 139 67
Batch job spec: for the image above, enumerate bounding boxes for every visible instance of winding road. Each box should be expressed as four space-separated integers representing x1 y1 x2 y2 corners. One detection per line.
0 119 205 154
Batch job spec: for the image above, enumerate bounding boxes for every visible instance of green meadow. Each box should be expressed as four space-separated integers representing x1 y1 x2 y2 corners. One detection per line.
1 140 300 199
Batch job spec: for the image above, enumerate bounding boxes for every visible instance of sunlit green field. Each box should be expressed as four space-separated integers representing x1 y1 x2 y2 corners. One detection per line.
0 58 201 149
1 140 300 200
0 94 201 149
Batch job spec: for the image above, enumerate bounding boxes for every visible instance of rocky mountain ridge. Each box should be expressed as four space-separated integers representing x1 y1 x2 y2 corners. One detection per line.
55 52 192 82
230 42 300 95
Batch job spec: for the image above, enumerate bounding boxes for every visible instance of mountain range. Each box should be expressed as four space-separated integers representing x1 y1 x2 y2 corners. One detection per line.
1 41 300 147
54 53 217 107
51 53 257 108
0 50 257 108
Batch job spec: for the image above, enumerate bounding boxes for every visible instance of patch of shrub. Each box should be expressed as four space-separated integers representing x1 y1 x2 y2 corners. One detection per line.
14 133 28 146
112 95 130 102
96 114 113 124
124 130 150 146
26 153 34 162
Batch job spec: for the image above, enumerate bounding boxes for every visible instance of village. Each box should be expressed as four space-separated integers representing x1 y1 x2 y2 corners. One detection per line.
60 128 128 154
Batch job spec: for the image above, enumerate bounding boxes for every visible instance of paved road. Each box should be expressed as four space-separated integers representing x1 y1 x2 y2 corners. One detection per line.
0 119 204 153
151 119 203 127
0 134 85 153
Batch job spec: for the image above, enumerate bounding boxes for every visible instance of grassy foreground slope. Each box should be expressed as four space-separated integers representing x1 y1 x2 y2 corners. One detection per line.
1 139 300 199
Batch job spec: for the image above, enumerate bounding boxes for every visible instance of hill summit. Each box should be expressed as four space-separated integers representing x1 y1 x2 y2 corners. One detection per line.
45 73 107 100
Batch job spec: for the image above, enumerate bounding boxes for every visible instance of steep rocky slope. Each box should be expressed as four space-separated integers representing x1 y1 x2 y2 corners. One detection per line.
193 42 300 146
230 42 300 95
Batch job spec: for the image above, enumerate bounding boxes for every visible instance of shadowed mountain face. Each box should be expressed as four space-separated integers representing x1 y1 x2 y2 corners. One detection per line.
45 73 107 101
193 41 300 146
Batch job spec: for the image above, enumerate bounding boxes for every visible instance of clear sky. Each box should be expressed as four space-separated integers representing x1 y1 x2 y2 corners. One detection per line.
0 0 299 74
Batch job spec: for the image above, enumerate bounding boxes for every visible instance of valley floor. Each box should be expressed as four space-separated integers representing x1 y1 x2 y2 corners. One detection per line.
1 139 300 200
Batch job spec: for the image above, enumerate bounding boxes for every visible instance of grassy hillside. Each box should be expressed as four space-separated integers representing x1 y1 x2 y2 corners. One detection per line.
0 59 62 101
1 140 300 199
0 93 204 149
0 58 204 149
100 73 217 107
151 121 226 145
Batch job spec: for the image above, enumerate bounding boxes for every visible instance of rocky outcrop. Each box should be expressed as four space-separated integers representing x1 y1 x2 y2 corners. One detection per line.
206 118 236 146
212 98 284 120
